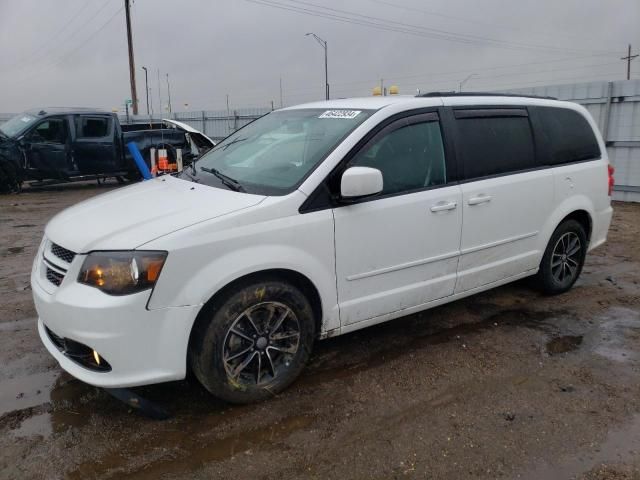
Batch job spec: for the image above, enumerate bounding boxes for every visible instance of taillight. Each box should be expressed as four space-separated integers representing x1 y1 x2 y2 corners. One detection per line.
608 164 615 196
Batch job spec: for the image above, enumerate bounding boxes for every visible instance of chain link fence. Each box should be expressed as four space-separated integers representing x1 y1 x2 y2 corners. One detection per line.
123 107 272 142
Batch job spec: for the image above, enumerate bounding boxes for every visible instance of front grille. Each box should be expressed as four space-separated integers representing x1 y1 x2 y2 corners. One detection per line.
45 267 64 286
51 243 76 264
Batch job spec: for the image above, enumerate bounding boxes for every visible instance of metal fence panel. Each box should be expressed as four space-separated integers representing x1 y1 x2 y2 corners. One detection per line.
121 107 272 142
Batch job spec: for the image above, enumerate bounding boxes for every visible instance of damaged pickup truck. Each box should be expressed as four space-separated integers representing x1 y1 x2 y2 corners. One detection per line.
0 108 215 192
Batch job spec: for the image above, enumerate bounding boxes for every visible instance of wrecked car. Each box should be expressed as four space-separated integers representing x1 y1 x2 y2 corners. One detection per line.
0 108 214 192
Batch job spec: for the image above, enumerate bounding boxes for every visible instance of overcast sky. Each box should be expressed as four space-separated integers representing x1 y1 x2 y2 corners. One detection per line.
0 0 638 114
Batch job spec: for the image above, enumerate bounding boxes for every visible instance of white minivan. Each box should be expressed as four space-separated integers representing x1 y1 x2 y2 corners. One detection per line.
32 93 613 403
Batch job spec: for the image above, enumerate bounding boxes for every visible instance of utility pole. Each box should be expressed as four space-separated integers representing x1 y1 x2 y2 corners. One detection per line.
279 77 283 108
157 68 162 116
305 33 329 100
124 0 139 115
141 66 150 116
621 44 638 80
166 73 172 114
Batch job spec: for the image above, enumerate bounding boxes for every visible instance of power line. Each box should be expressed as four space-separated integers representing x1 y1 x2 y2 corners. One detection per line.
5 0 92 70
287 0 616 55
365 0 622 50
11 1 115 74
12 5 125 82
245 0 617 56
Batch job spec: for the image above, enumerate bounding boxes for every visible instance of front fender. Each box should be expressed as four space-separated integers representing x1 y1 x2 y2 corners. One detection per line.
146 207 339 333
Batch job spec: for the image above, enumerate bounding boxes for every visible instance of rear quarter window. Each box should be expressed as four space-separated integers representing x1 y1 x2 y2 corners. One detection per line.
532 107 600 165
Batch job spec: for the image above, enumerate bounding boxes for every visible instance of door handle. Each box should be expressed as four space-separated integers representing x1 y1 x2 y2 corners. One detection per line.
468 194 492 205
430 201 457 212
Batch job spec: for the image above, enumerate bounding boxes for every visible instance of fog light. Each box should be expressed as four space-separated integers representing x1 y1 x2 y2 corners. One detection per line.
93 350 101 366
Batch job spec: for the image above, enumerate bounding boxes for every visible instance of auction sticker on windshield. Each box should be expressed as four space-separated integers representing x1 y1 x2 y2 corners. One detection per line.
319 110 361 119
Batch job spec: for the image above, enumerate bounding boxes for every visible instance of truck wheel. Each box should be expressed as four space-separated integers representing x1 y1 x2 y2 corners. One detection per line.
125 170 141 182
534 219 587 295
0 155 20 194
189 278 316 404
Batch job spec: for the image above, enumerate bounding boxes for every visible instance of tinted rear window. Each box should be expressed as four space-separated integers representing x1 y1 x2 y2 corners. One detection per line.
456 112 536 180
534 107 600 165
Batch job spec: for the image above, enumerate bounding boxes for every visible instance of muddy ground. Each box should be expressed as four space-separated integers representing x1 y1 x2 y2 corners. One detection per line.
0 183 639 480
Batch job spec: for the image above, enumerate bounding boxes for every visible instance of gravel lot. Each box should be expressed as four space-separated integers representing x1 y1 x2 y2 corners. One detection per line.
1 184 639 480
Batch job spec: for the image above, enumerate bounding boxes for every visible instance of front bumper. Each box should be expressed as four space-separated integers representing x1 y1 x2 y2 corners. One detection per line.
32 244 200 388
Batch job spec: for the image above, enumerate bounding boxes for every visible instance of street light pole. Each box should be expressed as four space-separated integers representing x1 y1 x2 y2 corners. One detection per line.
141 66 150 116
166 73 172 115
459 73 478 92
306 32 329 100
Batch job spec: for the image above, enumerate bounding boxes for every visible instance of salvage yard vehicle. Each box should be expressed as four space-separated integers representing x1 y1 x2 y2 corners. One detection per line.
0 108 214 192
32 93 613 404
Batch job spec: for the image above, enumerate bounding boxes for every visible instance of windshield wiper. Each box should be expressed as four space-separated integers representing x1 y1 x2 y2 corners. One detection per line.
200 166 245 192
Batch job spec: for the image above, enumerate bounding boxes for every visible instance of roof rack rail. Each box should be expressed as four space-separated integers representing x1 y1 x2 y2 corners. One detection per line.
416 91 558 100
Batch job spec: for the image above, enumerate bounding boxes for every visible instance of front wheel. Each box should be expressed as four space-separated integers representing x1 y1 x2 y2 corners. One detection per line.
189 278 316 404
534 219 587 295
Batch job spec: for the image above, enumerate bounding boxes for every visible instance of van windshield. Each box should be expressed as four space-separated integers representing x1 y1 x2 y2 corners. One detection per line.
186 108 373 195
0 113 38 138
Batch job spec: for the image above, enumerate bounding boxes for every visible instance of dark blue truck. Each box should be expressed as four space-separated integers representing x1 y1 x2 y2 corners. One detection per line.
0 108 214 192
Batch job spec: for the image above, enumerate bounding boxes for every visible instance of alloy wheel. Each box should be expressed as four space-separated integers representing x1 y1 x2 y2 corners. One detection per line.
551 232 582 284
222 301 301 386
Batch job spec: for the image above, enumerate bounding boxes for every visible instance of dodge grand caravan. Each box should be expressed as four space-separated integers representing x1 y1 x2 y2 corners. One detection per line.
32 93 613 404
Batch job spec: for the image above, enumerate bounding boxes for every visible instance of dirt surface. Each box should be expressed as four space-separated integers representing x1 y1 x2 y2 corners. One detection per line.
1 185 639 480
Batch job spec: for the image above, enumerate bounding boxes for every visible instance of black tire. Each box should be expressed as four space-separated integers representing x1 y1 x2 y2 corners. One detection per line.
534 219 587 295
189 277 316 404
125 170 141 182
0 154 21 194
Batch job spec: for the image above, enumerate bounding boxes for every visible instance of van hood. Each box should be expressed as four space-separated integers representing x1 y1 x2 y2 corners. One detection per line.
45 176 266 253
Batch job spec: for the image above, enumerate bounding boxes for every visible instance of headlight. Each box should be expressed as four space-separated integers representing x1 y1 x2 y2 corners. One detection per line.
78 251 167 295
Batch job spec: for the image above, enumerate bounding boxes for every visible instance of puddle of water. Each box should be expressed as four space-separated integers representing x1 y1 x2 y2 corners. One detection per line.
1 368 96 438
11 412 53 437
546 335 583 355
0 370 59 416
67 413 314 480
10 408 90 439
593 307 640 363
520 414 640 480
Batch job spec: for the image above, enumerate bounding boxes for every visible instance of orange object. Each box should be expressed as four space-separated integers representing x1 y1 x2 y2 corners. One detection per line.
158 149 169 170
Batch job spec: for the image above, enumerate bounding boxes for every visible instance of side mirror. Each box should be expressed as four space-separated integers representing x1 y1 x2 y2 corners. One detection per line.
340 166 383 199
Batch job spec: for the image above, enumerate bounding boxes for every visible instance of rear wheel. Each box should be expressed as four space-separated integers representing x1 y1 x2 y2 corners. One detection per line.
534 219 587 294
189 278 316 404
